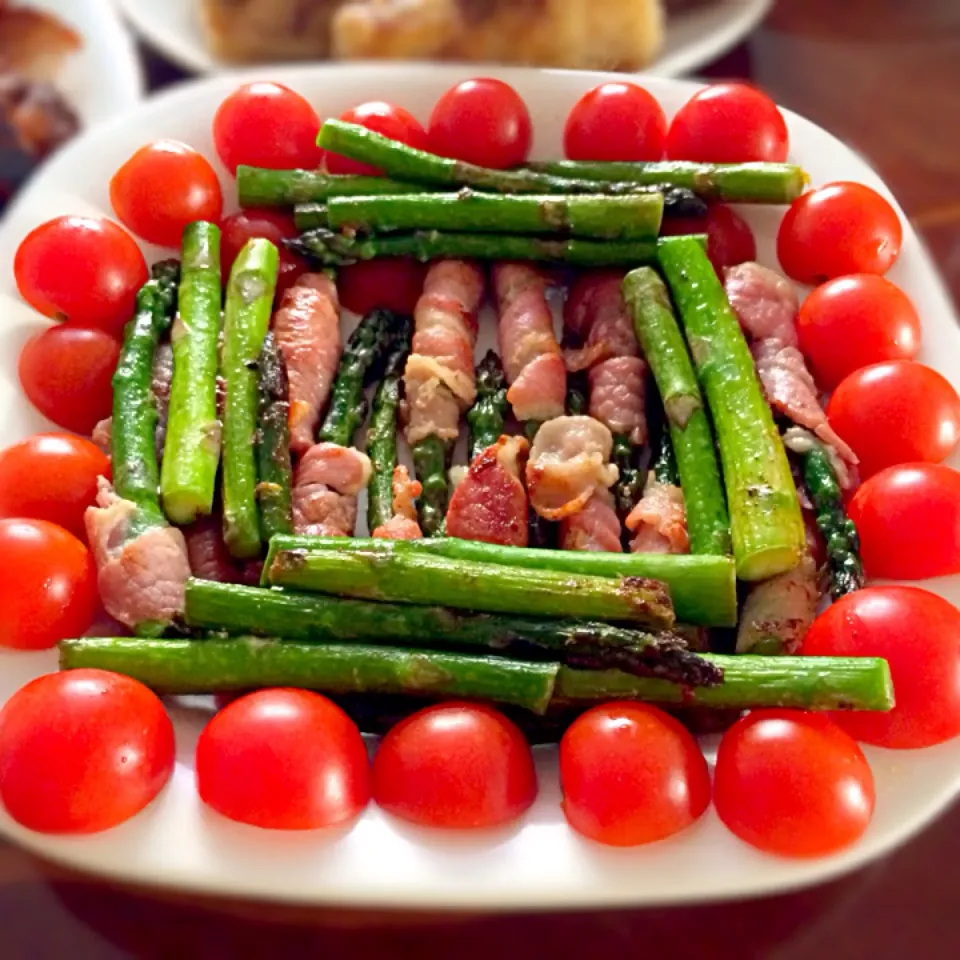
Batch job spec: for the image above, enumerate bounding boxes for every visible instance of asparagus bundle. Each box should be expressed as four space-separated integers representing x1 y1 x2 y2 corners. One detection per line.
255 332 294 541
237 166 425 207
467 350 509 461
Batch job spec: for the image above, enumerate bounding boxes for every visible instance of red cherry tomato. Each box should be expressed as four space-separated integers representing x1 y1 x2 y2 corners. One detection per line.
372 702 537 829
338 258 427 316
802 586 960 749
220 209 307 301
563 82 667 162
213 82 324 175
19 325 119 434
326 101 428 176
110 140 223 248
666 83 788 163
0 433 110 539
778 182 903 284
797 275 921 389
661 203 757 275
0 518 97 650
14 216 147 336
428 78 532 170
849 463 960 580
559 702 710 847
196 689 370 829
714 710 874 858
827 361 960 478
0 669 174 832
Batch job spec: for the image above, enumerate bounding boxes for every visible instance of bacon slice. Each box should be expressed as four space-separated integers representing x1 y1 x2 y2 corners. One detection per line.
446 435 529 546
183 514 259 584
526 415 618 521
373 465 423 540
273 273 341 455
625 474 689 554
292 442 372 537
587 356 648 446
559 491 623 552
724 262 800 346
737 554 819 654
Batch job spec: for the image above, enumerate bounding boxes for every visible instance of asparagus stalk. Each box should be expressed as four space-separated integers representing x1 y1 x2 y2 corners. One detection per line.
367 318 414 534
657 237 805 580
160 222 222 525
526 160 808 204
221 238 280 559
412 435 450 537
467 350 509 461
256 332 294 540
652 428 680 486
612 434 645 516
110 260 179 537
184 579 720 685
237 165 424 207
624 267 731 556
288 227 663 268
294 203 328 231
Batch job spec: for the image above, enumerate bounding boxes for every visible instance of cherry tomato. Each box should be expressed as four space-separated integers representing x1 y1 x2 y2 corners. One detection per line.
338 258 427 316
797 275 921 389
802 587 960 749
563 82 666 162
326 101 428 176
661 203 756 275
372 702 536 829
220 209 307 301
714 710 873 858
0 518 97 650
196 689 370 829
0 669 174 833
428 78 532 170
213 82 324 175
559 703 710 846
110 140 223 248
0 433 109 539
665 83 788 163
778 182 902 284
19 325 118 434
14 216 147 336
827 362 960 477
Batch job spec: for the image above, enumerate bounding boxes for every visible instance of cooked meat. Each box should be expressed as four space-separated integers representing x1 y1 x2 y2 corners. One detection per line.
736 555 820 654
292 441 372 536
625 473 688 554
372 465 423 540
559 491 623 552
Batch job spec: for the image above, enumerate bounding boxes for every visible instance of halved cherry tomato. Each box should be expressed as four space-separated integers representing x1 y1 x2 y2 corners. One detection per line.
802 586 960 749
827 361 960 477
559 702 710 846
848 463 960 579
714 710 874 858
661 203 756 275
0 433 109 539
665 83 788 163
19 325 119 434
797 275 921 389
338 257 427 316
372 702 537 829
563 82 666 161
220 209 307 301
14 216 147 337
778 182 902 284
196 689 370 829
0 518 97 650
326 101 428 176
110 140 223 248
0 669 174 832
428 78 532 170
213 82 324 175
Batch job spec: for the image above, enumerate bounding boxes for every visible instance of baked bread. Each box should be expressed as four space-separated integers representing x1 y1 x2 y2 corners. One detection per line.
0 6 80 81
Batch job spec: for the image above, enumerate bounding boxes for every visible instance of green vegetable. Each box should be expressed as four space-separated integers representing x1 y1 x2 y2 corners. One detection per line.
652 428 679 486
612 434 645 517
412 435 450 537
467 350 509 461
236 165 424 207
293 203 329 231
255 332 294 540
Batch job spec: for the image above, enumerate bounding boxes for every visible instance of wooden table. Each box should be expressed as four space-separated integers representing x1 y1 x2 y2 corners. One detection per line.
4 1 960 955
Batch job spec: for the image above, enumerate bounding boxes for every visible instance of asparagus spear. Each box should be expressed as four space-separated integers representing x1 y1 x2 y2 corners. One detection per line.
624 266 731 556
256 332 294 540
652 428 680 485
294 203 328 231
468 350 509 461
184 579 719 685
526 160 808 204
657 237 805 580
612 433 645 517
288 227 663 268
367 319 414 534
111 260 180 538
221 238 280 559
325 191 664 240
160 222 222 525
237 165 424 207
412 435 450 537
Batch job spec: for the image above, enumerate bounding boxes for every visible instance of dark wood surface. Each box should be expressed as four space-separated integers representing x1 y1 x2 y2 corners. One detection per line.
4 1 960 956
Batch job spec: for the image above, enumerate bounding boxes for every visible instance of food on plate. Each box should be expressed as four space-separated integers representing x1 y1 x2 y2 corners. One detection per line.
255 333 295 541
220 208 308 302
661 202 757 275
564 82 667 163
326 100 427 176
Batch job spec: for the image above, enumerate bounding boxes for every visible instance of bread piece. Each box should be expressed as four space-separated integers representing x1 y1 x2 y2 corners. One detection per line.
0 7 80 82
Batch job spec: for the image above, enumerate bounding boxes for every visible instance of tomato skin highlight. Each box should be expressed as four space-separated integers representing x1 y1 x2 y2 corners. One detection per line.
372 702 537 829
14 216 147 336
827 361 960 478
559 702 710 847
220 209 307 301
338 257 427 316
563 82 667 161
196 689 370 830
326 101 428 176
797 275 921 390
661 203 756 275
848 463 960 580
802 586 960 749
0 669 174 833
0 433 110 539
